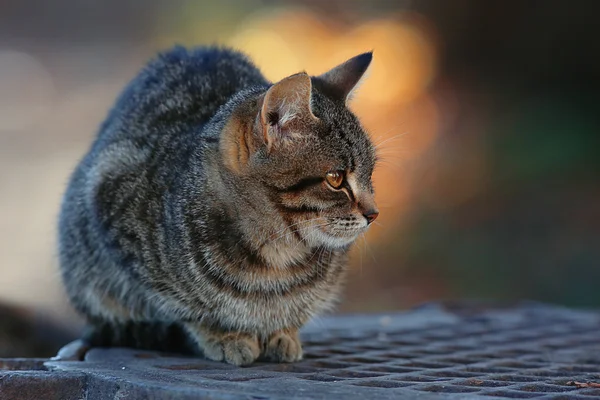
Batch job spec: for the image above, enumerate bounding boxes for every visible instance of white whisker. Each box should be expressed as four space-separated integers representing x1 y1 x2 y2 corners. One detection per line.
374 132 409 150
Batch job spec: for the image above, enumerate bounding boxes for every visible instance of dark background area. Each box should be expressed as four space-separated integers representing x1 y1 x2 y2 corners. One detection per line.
0 0 598 356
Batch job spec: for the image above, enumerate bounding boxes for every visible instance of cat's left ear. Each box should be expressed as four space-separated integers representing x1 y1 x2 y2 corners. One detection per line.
260 72 318 152
314 52 373 103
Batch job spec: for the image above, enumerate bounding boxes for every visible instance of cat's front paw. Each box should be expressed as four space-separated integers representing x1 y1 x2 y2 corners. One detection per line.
264 329 303 363
195 330 260 366
209 335 260 366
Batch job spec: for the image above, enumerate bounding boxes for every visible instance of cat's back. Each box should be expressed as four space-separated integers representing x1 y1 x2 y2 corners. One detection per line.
68 46 268 214
58 47 270 316
106 46 269 140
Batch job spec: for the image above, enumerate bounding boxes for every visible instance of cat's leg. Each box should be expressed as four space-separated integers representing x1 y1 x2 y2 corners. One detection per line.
184 323 261 366
262 328 303 362
53 290 135 361
54 320 196 360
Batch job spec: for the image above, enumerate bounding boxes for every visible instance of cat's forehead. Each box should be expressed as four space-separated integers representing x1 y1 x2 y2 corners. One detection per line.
310 93 375 178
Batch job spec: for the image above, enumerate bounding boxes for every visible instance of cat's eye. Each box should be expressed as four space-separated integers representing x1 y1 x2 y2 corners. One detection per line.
325 170 344 189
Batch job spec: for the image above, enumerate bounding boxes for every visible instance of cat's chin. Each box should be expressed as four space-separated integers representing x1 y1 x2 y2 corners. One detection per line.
306 229 360 249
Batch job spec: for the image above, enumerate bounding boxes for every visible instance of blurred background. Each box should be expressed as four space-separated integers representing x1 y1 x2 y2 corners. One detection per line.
0 0 599 355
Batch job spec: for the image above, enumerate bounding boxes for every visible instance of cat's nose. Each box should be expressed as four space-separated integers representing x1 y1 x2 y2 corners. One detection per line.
363 210 379 225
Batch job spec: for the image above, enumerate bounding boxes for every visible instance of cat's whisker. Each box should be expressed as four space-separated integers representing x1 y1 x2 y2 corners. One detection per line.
362 233 378 266
375 159 407 171
376 148 413 156
358 233 366 278
374 138 403 150
283 221 332 267
304 245 322 268
372 123 409 142
314 246 326 278
317 247 325 277
273 220 332 242
374 132 409 150
376 150 414 161
270 220 334 244
270 217 322 237
375 151 412 166
267 218 324 244
268 221 315 242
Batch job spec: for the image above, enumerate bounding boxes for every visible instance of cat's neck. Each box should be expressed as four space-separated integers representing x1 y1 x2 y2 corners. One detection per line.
202 149 310 269
257 230 312 269
225 191 313 269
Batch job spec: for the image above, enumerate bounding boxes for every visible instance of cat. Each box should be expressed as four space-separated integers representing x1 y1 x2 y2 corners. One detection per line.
56 46 379 366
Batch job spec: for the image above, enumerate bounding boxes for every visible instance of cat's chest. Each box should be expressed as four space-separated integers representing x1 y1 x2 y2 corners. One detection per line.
204 251 348 332
217 276 345 333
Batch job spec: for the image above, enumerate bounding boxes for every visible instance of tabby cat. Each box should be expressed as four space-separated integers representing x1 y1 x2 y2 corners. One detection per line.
57 46 378 366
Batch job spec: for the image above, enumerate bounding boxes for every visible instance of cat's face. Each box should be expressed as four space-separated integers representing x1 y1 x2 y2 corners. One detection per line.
221 52 378 250
259 91 378 249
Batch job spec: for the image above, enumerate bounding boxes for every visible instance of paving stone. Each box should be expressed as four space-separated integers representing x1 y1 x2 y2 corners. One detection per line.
1 302 599 399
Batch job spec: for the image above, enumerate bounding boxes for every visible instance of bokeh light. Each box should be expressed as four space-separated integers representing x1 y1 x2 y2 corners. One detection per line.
338 15 437 106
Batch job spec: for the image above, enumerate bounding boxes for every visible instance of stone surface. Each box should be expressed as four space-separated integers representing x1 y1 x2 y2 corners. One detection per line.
1 302 600 399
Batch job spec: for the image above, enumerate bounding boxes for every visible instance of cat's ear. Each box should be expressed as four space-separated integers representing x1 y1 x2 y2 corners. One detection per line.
260 72 318 151
315 52 373 102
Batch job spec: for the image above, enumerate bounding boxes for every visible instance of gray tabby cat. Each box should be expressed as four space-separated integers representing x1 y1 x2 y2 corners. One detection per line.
57 46 378 365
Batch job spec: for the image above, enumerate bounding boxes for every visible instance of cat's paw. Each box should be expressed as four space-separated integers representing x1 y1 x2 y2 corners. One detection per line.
264 329 303 363
202 333 261 366
51 339 91 361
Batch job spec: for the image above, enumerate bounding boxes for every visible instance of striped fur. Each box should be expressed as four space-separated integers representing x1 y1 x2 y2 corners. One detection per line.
57 46 377 365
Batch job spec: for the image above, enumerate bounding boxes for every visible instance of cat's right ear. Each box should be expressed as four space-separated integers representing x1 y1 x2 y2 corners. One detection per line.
314 52 373 103
259 72 318 153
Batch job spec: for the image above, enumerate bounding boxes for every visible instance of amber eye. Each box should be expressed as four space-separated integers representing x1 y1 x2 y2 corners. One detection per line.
325 170 344 189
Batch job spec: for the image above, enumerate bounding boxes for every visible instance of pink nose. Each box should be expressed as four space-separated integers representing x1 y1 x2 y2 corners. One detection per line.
363 210 379 225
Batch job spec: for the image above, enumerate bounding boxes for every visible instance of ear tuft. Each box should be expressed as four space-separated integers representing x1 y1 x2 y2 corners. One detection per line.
260 72 317 151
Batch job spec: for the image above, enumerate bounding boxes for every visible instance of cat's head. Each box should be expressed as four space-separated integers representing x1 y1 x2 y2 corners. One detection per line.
220 52 378 249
